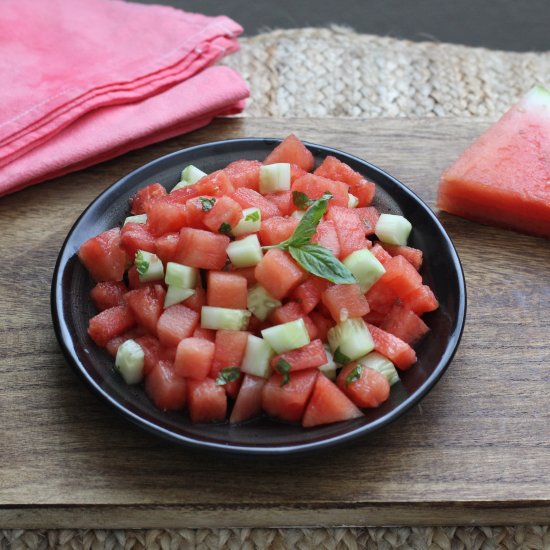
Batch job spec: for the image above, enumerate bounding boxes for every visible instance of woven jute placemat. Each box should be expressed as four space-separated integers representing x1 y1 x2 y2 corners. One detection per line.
3 28 549 550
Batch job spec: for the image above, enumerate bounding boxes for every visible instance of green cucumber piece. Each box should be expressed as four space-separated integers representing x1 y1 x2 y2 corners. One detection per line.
356 351 399 386
342 248 386 292
327 318 374 362
259 163 291 193
123 214 147 226
347 193 359 209
165 262 198 289
261 318 310 354
233 207 262 236
318 344 337 380
115 340 144 384
171 164 207 191
164 286 195 309
375 213 412 246
201 306 251 331
247 284 281 321
241 334 275 378
227 234 263 268
135 250 164 282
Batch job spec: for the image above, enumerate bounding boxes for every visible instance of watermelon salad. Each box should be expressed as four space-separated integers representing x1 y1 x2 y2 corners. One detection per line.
78 134 439 428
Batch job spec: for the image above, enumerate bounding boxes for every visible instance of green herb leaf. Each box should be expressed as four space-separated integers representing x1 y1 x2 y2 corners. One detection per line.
245 210 260 222
219 222 232 235
215 366 241 385
333 347 351 365
275 359 292 386
199 197 216 212
345 364 362 386
292 191 313 210
135 251 149 276
281 193 332 248
288 244 357 284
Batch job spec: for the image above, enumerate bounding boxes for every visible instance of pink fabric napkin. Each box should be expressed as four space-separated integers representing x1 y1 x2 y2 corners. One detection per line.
0 0 249 197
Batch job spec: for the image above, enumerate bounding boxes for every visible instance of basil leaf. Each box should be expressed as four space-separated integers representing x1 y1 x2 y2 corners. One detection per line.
333 347 351 365
219 222 232 235
283 193 332 248
245 210 260 222
288 244 357 284
215 366 241 385
199 197 216 212
134 251 149 276
275 359 292 386
292 191 312 210
345 364 362 386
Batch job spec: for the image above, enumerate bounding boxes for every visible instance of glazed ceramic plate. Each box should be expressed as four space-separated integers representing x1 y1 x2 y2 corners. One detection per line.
51 138 466 455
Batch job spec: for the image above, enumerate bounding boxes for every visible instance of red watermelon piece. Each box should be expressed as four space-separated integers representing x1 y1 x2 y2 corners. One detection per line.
264 134 314 172
438 86 550 238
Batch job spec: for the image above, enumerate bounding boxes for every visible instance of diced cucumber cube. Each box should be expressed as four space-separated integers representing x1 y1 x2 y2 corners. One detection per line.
261 318 310 354
356 351 399 386
171 165 207 192
135 250 164 282
123 214 147 226
347 193 359 209
164 286 195 309
259 163 291 193
318 345 337 380
291 209 306 220
247 284 281 321
343 248 386 292
241 334 275 378
227 234 263 268
165 262 198 289
201 306 251 331
375 213 412 246
115 340 144 384
233 207 262 236
327 318 374 362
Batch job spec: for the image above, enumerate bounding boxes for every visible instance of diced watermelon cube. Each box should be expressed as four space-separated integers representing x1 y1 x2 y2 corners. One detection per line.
145 360 187 411
355 206 380 236
231 188 281 219
203 195 243 234
336 363 390 408
166 186 200 206
120 222 156 258
312 220 341 257
268 301 318 340
364 278 399 320
187 378 227 423
174 337 215 380
381 243 423 271
366 323 417 370
90 281 127 311
302 373 363 427
229 374 266 424
174 227 229 270
291 276 329 314
184 196 210 229
264 191 295 216
309 311 334 343
292 173 349 208
182 286 206 313
402 285 439 315
263 134 314 172
378 255 423 299
130 183 166 215
78 228 127 282
206 271 248 309
88 304 135 347
156 304 199 348
258 216 299 246
326 206 367 259
271 339 327 372
105 327 145 357
228 265 257 287
262 368 318 423
210 329 249 398
155 232 179 264
254 249 306 300
321 283 370 323
379 303 429 344
145 198 187 237
370 243 392 266
224 159 261 190
192 327 216 342
125 284 166 335
134 334 162 375
194 170 235 197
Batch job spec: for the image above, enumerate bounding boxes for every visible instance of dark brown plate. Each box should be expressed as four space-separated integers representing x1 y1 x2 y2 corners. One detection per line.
51 138 466 455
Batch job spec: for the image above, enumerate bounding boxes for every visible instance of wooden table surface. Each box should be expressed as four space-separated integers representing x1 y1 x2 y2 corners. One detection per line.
1 117 549 529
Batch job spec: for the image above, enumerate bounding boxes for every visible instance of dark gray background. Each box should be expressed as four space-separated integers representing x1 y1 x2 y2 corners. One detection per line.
137 0 549 52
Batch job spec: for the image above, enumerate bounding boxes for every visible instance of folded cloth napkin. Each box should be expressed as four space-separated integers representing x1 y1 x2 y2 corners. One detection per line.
0 0 249 196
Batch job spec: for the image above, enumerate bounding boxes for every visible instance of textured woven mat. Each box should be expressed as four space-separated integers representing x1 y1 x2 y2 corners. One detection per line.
4 27 549 550
223 27 550 118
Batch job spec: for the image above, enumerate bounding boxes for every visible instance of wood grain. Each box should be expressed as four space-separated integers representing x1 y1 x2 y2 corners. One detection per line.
0 117 549 528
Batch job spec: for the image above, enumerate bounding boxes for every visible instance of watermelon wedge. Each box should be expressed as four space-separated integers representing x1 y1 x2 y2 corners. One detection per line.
438 86 550 238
